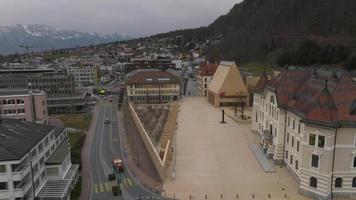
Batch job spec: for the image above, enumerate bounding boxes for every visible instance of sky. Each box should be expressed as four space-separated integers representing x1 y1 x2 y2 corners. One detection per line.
0 0 241 37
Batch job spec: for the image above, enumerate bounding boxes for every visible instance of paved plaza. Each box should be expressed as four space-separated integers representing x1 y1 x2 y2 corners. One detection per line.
163 97 311 200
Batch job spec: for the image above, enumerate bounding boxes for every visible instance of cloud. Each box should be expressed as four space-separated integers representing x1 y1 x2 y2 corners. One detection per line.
0 0 240 37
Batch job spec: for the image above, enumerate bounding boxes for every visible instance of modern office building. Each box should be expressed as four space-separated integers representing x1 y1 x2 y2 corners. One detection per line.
196 63 218 97
0 118 78 200
0 69 88 114
126 71 180 103
66 66 98 87
0 89 48 124
252 69 356 200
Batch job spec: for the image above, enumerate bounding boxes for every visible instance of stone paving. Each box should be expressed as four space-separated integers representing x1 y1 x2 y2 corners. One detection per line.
163 97 311 200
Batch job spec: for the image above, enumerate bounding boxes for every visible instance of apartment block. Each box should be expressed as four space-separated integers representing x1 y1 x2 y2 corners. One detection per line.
0 89 48 124
126 71 180 103
196 63 218 96
66 66 98 87
0 118 78 200
252 69 356 200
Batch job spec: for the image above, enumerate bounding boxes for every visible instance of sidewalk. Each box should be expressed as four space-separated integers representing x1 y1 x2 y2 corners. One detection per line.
79 104 99 200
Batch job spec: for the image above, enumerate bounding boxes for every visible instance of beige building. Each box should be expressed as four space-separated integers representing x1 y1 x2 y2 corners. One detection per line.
66 66 98 87
0 89 48 124
207 61 248 107
196 63 218 96
252 69 356 200
126 71 180 103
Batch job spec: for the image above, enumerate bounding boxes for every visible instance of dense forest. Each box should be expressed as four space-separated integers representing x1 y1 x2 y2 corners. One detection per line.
153 0 356 66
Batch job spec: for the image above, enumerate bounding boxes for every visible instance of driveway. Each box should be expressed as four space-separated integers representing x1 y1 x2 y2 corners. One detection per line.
163 97 310 200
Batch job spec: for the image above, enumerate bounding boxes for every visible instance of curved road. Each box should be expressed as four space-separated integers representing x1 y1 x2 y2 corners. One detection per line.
89 96 170 200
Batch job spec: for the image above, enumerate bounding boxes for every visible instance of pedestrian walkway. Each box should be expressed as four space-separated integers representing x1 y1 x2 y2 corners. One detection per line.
93 177 136 193
249 144 275 173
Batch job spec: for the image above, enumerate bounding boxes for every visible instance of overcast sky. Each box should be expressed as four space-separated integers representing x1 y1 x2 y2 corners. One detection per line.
0 0 240 37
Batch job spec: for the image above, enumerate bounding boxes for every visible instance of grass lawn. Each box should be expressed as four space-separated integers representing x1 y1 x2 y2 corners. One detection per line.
240 61 276 74
58 113 92 130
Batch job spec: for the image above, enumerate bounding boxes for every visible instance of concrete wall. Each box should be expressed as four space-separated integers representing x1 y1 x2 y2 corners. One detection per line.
128 102 169 181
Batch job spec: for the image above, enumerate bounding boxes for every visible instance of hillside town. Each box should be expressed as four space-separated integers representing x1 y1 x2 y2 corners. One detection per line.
1 1 356 200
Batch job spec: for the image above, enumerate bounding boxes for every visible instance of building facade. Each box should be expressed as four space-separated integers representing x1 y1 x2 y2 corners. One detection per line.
0 118 78 200
66 66 98 87
207 61 248 107
0 72 88 114
0 89 48 124
196 63 218 96
252 69 356 200
126 71 180 103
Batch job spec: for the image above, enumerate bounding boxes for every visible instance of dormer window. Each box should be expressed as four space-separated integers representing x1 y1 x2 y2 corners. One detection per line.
270 95 275 104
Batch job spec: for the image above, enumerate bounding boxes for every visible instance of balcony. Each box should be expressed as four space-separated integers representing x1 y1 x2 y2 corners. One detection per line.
11 160 31 181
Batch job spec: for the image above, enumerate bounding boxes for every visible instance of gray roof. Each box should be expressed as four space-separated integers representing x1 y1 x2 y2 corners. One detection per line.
0 89 45 96
0 118 54 161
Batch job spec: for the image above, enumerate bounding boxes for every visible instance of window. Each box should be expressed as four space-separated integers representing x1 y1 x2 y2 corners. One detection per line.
298 124 301 133
335 177 342 188
309 134 316 146
285 151 289 159
297 141 300 152
287 133 290 143
310 177 317 188
318 135 325 148
353 157 356 168
290 155 293 164
0 182 7 190
311 154 319 168
292 137 294 147
288 116 290 126
293 120 295 130
0 165 5 173
295 160 299 170
352 177 356 188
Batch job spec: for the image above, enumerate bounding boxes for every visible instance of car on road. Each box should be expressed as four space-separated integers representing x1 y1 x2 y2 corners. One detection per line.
104 118 110 124
112 158 124 173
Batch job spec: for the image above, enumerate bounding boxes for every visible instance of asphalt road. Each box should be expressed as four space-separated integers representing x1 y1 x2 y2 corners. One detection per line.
89 96 170 200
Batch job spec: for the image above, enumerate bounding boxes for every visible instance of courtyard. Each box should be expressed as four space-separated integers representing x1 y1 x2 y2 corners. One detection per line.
163 97 311 200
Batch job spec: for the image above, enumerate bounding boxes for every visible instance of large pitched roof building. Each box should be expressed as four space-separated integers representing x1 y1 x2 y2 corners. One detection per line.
252 69 356 200
207 61 248 107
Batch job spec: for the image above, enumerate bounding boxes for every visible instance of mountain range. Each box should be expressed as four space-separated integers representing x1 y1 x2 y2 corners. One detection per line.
0 24 131 54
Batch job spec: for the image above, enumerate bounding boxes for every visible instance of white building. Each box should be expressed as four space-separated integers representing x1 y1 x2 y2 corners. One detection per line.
0 118 78 200
66 66 97 87
252 69 356 200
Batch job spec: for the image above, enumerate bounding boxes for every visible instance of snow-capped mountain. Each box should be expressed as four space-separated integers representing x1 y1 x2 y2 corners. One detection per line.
0 24 131 54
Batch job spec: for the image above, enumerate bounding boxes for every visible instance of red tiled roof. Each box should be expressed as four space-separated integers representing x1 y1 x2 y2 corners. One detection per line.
199 63 218 76
126 71 180 84
254 71 269 93
262 69 356 127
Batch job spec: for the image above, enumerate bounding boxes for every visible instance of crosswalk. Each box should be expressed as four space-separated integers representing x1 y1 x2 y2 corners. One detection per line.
93 177 136 193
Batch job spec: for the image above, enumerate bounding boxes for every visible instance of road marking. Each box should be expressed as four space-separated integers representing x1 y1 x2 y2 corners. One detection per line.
105 182 111 191
94 184 99 193
99 183 104 192
127 178 134 187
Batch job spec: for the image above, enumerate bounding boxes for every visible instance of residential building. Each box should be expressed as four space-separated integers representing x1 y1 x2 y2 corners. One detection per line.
207 61 248 107
66 66 98 87
126 71 180 103
0 89 48 124
252 69 356 200
196 63 218 97
0 118 78 200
